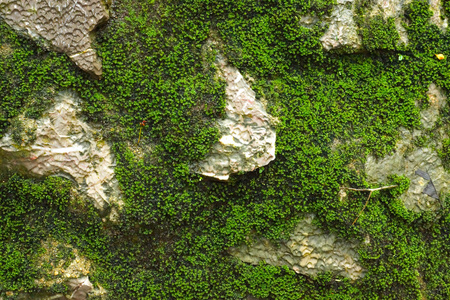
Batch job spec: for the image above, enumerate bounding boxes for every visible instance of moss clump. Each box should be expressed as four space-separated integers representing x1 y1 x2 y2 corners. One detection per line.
360 16 400 51
2 0 450 299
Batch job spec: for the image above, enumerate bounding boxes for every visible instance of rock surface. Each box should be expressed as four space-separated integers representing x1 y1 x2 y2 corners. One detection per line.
429 0 448 31
318 0 447 50
33 239 92 288
320 0 362 51
229 214 364 280
192 44 277 180
365 83 450 212
0 91 121 210
0 0 109 76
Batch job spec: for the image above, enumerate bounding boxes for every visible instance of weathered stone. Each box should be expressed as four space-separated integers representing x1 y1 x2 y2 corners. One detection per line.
365 83 450 212
0 0 109 76
0 91 122 210
192 42 277 180
229 214 364 280
320 0 362 51
429 0 448 31
24 238 108 299
366 0 412 46
33 239 92 287
318 0 448 51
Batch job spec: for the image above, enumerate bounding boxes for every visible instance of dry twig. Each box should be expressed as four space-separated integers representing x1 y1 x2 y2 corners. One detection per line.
341 185 397 225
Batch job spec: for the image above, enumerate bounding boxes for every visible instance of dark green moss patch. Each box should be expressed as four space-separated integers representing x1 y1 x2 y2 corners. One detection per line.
2 0 450 299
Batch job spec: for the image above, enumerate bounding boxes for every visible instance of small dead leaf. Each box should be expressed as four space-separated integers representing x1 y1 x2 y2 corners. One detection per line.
435 54 445 60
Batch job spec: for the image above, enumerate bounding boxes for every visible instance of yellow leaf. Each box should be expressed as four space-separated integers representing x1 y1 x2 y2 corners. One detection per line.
435 54 445 60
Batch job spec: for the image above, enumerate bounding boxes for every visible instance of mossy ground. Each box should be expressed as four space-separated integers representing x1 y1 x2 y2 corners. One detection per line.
1 0 450 299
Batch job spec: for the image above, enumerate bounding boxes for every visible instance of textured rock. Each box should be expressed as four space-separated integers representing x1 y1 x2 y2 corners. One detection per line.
320 0 362 51
0 0 109 76
429 0 448 31
34 239 92 287
318 0 447 50
192 44 277 180
229 214 364 280
0 91 121 210
365 83 450 212
24 238 108 299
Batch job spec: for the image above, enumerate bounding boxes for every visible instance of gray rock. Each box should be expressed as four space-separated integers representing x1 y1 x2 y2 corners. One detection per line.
192 41 277 180
365 83 450 212
318 0 447 50
429 0 448 31
229 214 364 280
0 91 122 211
0 0 109 76
320 0 362 51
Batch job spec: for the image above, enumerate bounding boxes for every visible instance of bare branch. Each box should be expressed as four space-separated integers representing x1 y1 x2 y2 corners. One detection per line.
340 185 397 225
342 185 398 193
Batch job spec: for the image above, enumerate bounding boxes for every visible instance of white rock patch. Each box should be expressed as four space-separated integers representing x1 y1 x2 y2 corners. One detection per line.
193 48 276 180
229 214 364 280
0 91 121 210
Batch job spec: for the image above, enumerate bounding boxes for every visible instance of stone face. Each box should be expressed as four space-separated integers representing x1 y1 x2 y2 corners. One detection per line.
0 0 109 76
367 0 413 46
192 44 277 180
26 238 108 299
320 0 362 51
365 83 450 212
229 214 364 280
318 0 447 50
429 0 448 31
0 91 121 210
33 239 92 287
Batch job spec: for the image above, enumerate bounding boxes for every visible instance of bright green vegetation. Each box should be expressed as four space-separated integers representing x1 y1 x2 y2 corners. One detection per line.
1 0 450 299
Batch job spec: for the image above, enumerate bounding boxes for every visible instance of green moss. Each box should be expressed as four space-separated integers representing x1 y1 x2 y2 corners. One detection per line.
360 16 400 51
2 0 450 298
438 138 450 170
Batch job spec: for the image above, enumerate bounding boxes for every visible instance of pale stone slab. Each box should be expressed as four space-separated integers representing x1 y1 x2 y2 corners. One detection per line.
0 0 109 76
0 91 121 210
230 214 364 280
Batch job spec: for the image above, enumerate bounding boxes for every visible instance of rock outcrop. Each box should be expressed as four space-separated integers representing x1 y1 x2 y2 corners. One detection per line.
0 91 121 210
229 214 364 280
320 0 362 51
365 83 450 212
0 0 109 76
318 0 447 50
192 43 277 180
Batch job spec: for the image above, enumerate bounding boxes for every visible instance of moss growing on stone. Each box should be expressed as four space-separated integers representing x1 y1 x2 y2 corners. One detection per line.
2 0 450 299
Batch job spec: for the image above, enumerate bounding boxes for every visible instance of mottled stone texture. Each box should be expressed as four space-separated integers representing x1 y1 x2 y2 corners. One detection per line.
320 0 362 51
230 214 364 280
319 0 447 50
0 0 108 76
365 84 450 212
0 91 121 210
192 44 277 180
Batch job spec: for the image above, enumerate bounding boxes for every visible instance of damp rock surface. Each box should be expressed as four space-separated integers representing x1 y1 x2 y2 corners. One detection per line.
192 44 277 180
229 214 364 280
320 0 362 51
318 0 447 50
0 0 109 76
0 91 121 210
365 83 450 212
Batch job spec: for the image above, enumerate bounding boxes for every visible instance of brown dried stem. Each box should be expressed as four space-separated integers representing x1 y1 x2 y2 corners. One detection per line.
341 185 397 225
